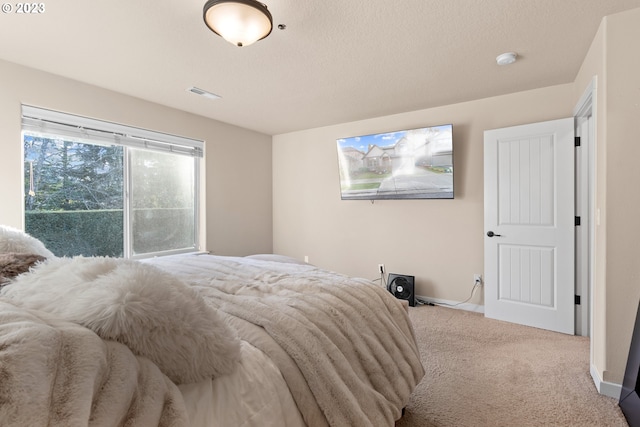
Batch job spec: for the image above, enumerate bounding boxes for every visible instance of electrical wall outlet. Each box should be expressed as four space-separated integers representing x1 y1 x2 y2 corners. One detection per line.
474 274 483 285
378 264 385 274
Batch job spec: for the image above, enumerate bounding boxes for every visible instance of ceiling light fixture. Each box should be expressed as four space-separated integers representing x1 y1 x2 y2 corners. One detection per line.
496 52 517 66
203 0 273 47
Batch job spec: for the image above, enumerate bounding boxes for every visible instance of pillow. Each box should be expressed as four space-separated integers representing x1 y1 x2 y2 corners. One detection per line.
0 225 55 258
0 252 46 286
1 256 240 384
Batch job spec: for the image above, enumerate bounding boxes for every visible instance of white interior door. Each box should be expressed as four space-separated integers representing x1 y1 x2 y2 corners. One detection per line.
484 118 575 335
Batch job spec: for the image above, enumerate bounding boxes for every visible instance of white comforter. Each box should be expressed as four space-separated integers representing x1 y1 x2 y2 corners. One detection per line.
145 253 425 427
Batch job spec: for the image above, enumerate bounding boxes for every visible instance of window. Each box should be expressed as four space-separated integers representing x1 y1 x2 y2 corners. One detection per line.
22 105 203 259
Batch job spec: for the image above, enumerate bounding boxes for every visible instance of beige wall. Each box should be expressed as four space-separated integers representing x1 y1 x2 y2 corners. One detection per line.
273 85 574 305
0 59 272 256
604 5 640 382
604 6 640 386
603 9 640 383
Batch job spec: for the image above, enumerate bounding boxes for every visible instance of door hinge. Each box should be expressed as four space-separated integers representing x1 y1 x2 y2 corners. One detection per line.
575 295 581 305
575 136 581 147
575 216 581 226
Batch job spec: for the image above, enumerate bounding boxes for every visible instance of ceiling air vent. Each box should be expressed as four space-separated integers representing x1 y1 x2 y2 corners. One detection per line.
187 86 221 100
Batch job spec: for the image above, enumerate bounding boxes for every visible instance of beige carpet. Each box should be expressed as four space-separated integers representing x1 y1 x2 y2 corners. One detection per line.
396 305 629 427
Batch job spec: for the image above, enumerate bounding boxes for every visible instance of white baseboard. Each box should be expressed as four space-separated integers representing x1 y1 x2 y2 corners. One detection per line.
415 294 484 314
590 363 622 399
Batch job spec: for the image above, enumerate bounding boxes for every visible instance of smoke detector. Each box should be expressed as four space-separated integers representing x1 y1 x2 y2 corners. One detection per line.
496 52 517 66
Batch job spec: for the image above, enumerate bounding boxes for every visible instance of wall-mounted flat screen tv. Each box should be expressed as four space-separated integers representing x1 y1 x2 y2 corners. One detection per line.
336 124 453 200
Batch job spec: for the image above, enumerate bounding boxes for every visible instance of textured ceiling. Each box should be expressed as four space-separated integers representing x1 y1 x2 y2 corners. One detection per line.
0 0 639 135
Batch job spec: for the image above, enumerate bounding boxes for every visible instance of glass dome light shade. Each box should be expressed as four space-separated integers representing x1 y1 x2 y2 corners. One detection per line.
203 0 273 47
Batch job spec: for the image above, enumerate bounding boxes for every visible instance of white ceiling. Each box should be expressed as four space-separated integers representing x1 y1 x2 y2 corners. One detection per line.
1 0 639 135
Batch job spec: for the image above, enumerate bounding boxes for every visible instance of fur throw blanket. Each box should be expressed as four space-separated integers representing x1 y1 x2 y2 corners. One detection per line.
0 299 188 426
0 225 54 258
1 256 241 385
0 252 46 286
0 255 243 426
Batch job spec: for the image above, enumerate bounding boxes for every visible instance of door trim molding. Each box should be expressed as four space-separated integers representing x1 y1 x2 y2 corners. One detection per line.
574 76 598 390
573 78 596 117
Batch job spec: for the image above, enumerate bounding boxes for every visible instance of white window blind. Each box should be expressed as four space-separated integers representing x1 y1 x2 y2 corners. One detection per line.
21 105 203 158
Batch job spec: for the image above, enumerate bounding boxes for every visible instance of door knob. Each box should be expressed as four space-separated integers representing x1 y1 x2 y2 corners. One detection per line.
487 231 502 237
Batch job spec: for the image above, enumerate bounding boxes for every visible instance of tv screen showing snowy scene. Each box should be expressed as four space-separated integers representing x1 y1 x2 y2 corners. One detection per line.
336 124 453 200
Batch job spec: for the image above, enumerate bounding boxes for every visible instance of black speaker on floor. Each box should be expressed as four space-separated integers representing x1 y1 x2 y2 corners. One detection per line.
620 299 640 426
387 273 415 307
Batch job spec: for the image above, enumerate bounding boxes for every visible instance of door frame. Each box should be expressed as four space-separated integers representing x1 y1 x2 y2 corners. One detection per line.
573 77 597 347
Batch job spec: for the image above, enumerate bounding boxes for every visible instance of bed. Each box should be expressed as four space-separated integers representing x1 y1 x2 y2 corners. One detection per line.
0 225 425 426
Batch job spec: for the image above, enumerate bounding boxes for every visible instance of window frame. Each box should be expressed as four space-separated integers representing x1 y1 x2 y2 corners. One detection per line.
21 105 203 259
